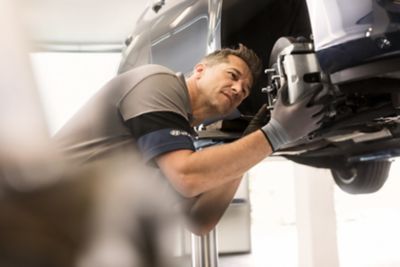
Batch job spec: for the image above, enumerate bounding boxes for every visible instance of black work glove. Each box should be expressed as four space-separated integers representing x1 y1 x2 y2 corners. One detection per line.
242 104 270 136
261 84 325 151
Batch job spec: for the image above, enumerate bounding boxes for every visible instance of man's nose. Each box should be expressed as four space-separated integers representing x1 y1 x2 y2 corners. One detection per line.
232 82 245 98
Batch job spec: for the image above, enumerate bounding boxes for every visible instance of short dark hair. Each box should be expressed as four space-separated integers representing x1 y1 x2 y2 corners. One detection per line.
202 43 262 84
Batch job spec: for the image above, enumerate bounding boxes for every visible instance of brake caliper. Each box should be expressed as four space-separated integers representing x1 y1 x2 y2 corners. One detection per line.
264 37 325 105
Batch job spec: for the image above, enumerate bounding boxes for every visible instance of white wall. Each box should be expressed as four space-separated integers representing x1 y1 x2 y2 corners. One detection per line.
31 52 121 134
248 158 400 267
335 161 400 267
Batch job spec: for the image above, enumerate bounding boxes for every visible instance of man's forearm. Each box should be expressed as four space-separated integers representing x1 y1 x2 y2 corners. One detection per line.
157 130 272 197
182 177 242 236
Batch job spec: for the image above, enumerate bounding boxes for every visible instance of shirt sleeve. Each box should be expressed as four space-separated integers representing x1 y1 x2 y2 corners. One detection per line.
118 72 191 122
126 111 196 162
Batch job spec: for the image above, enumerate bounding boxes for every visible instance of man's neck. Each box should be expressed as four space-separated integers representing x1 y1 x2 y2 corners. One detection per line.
185 76 218 126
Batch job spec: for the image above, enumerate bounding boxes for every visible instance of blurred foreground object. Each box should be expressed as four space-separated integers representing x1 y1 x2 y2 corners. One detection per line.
0 158 179 267
0 1 179 266
0 0 59 191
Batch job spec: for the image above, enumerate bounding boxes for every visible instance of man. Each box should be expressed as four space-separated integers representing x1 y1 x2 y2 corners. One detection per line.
55 44 323 235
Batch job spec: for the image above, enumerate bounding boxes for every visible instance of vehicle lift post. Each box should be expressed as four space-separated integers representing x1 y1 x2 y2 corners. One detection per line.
191 228 219 267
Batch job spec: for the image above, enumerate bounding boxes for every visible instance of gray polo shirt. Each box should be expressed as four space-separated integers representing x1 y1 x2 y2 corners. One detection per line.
54 64 196 165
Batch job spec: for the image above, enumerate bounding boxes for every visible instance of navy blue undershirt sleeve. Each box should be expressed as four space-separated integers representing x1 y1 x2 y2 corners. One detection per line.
126 111 196 162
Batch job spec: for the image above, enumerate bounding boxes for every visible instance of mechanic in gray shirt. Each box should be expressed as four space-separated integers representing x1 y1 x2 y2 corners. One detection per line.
55 44 323 235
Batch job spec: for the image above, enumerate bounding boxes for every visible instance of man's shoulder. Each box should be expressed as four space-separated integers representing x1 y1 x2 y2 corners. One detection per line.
125 64 176 77
118 64 190 121
125 65 187 97
103 64 183 101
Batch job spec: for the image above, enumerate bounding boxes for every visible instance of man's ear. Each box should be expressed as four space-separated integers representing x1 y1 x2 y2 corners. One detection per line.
193 63 205 79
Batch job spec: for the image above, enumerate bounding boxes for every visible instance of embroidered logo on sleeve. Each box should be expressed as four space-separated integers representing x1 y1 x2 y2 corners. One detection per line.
169 130 191 137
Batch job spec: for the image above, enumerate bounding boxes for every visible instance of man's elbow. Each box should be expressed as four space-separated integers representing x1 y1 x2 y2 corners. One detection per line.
186 212 221 236
174 174 201 198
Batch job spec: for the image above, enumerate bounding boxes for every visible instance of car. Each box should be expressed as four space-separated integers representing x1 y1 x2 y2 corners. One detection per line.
117 0 400 194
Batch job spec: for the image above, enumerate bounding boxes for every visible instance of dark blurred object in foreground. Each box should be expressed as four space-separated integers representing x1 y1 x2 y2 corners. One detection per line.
0 157 180 267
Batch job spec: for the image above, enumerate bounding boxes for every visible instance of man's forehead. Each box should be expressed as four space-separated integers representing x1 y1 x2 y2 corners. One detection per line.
226 55 253 83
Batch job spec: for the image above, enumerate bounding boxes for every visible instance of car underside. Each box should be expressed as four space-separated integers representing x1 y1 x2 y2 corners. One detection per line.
217 0 400 194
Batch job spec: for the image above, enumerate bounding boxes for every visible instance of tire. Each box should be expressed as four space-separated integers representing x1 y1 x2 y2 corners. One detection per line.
331 160 391 194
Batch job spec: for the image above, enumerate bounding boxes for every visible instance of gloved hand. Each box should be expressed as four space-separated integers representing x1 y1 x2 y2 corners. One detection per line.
242 104 270 136
261 84 324 151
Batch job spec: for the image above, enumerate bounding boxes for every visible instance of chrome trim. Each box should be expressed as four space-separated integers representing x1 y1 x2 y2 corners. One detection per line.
207 0 222 53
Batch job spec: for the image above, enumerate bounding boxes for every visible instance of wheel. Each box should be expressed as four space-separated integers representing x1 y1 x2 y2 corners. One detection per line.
331 160 391 194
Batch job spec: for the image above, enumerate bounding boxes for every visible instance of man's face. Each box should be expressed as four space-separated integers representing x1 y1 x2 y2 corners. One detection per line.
195 55 253 116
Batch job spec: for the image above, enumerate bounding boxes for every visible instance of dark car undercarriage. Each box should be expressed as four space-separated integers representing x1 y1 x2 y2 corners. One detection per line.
217 0 400 194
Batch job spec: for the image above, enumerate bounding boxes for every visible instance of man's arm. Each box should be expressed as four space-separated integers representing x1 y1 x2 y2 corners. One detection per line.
180 177 242 235
155 85 325 235
156 130 271 198
156 84 325 198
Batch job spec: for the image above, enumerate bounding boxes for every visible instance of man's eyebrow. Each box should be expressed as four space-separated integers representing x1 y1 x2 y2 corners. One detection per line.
228 67 242 76
228 67 252 91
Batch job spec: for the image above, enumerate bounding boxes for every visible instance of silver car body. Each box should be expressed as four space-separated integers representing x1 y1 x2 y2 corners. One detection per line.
118 0 220 75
